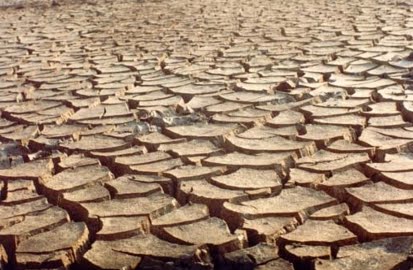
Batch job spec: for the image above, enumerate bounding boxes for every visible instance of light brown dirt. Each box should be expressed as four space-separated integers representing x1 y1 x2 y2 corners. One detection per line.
0 0 413 269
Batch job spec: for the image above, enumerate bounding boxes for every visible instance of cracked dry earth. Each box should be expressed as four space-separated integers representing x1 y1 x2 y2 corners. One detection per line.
1 0 413 269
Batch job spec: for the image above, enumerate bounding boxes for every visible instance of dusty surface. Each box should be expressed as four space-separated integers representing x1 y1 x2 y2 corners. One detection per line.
0 0 413 269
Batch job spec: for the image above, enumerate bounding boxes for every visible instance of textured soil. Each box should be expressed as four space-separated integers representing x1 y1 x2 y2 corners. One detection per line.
0 0 413 269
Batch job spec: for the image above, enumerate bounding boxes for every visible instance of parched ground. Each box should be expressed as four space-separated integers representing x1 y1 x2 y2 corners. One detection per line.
0 0 413 269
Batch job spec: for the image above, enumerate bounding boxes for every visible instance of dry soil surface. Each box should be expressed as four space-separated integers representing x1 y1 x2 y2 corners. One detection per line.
0 0 413 269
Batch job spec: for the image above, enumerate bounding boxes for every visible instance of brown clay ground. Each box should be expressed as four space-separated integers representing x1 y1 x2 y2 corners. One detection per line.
0 0 413 269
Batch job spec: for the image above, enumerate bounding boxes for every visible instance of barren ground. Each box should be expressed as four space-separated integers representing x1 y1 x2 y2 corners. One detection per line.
0 0 413 269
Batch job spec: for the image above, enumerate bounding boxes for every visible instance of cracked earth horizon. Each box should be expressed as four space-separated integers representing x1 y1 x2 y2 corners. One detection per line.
0 0 413 269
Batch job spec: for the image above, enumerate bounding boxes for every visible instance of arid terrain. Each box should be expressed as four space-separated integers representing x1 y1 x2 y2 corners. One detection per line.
0 0 413 269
